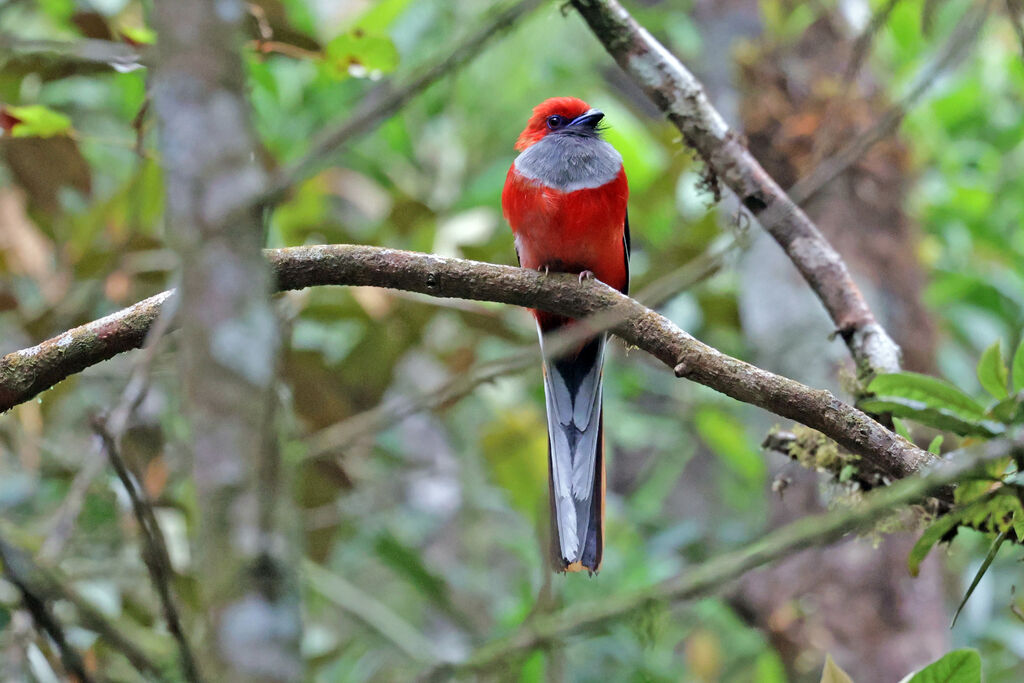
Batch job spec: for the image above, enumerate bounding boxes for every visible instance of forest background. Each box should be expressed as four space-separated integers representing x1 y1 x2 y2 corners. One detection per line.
2 0 1024 681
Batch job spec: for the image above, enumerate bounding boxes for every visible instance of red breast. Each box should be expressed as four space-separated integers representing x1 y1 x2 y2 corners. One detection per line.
502 97 629 297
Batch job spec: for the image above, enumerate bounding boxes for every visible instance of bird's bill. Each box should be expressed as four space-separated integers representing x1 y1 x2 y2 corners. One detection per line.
568 109 604 129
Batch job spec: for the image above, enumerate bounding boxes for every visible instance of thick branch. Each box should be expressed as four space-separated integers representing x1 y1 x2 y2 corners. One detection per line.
150 0 298 679
303 239 735 458
569 0 901 378
1 245 935 485
422 435 1022 679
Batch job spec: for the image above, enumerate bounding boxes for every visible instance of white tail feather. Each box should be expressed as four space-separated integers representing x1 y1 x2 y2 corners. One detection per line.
539 327 605 564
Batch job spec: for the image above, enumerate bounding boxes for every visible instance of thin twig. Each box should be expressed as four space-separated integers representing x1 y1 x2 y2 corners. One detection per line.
303 560 438 663
1 538 95 683
39 303 175 562
253 0 546 210
420 435 1024 680
0 34 144 71
843 0 901 83
1008 0 1024 58
0 527 169 680
790 0 992 206
92 418 202 683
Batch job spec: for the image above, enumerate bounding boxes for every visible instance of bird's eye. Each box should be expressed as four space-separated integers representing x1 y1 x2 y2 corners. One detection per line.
546 115 567 130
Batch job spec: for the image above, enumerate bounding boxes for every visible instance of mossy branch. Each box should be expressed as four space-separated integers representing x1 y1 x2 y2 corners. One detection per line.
2 244 937 488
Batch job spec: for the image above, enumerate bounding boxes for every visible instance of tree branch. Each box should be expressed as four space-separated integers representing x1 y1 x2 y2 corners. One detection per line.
1008 0 1024 58
0 291 171 414
569 0 901 379
0 541 95 683
303 237 737 459
254 0 546 210
0 244 936 486
421 435 1023 680
0 34 144 76
790 0 991 207
150 0 299 678
93 418 201 683
0 529 169 681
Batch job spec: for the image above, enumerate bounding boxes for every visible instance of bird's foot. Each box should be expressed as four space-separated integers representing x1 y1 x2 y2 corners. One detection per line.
578 270 595 283
538 265 550 278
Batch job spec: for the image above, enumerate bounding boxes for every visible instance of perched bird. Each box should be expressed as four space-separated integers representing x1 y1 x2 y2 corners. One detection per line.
502 97 629 573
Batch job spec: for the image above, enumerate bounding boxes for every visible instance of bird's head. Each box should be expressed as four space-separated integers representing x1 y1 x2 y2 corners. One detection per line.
514 97 606 151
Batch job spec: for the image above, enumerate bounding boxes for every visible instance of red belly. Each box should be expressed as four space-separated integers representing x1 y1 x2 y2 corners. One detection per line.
502 166 629 295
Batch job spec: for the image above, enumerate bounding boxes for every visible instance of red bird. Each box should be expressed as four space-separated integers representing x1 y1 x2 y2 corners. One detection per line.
502 97 629 573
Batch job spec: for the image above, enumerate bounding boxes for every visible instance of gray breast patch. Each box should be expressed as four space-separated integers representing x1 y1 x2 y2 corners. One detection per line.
513 134 622 193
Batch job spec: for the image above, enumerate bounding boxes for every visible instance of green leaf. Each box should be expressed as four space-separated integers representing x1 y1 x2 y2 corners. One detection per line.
986 397 1022 423
856 398 1002 437
867 372 986 420
977 340 1009 399
351 0 415 33
4 105 72 138
119 25 156 45
754 651 788 683
908 511 963 577
695 408 766 485
1012 338 1024 394
819 654 854 683
927 435 944 455
903 649 981 683
892 416 912 440
322 30 399 79
951 531 1006 628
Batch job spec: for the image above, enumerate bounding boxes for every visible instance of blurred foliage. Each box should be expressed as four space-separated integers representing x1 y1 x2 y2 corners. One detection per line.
1 0 1024 681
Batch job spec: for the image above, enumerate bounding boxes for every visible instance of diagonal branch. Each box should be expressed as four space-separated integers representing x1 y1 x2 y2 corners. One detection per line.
0 245 936 487
93 418 201 683
1008 0 1024 58
0 529 170 681
254 0 546 210
791 0 991 207
569 0 901 380
0 548 94 683
420 435 1023 680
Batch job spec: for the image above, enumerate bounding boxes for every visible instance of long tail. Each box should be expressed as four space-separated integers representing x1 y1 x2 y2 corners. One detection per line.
539 329 606 573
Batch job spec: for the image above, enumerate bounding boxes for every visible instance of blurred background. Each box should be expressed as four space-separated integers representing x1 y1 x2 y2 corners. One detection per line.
2 0 1024 680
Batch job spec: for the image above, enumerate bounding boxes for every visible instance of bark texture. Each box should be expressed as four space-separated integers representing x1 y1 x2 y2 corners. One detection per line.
149 0 299 680
570 0 902 380
0 245 938 490
733 12 948 680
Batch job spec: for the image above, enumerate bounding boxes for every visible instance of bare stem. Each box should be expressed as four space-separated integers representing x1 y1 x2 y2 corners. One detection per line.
93 418 202 683
421 435 1022 680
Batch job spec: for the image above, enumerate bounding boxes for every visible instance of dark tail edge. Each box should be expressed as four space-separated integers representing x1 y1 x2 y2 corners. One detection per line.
548 411 605 574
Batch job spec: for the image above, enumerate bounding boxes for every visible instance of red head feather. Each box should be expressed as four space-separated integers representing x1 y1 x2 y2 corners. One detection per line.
514 96 592 151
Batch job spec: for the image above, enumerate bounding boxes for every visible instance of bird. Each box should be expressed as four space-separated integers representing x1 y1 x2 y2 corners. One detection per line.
501 97 629 573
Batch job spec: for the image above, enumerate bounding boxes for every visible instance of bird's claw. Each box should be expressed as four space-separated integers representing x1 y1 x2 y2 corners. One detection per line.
538 265 550 278
578 270 595 283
